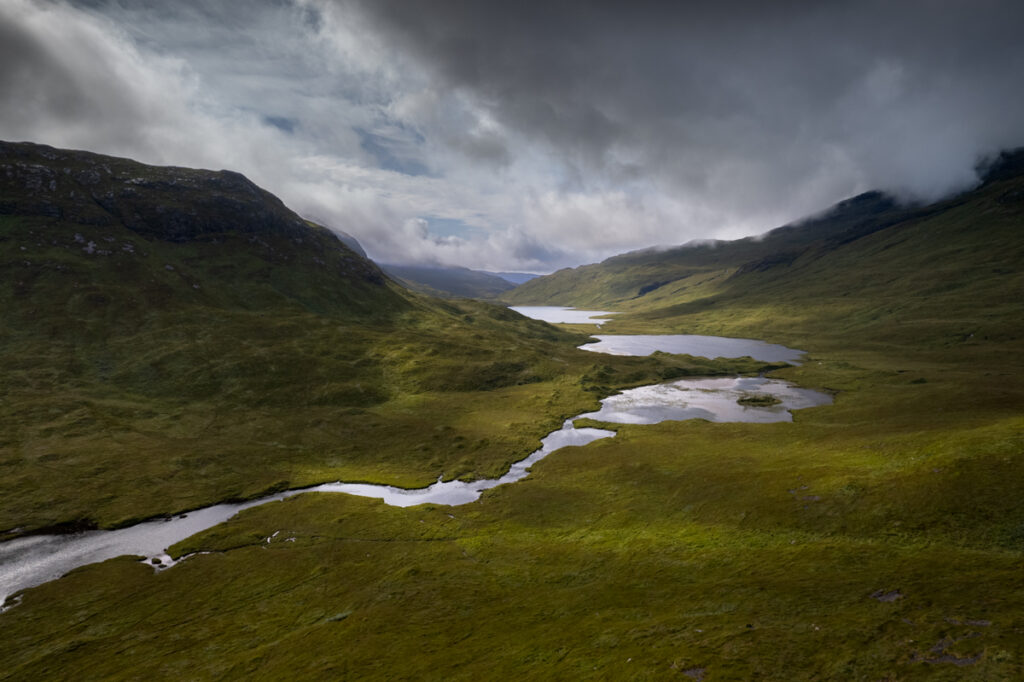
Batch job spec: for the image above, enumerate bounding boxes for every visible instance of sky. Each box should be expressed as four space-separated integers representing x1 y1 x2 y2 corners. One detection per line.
2 0 1023 272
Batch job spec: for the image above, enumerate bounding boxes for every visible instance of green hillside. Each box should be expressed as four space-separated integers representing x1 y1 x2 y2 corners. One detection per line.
504 190 906 306
0 141 738 534
3 143 1024 679
506 151 1024 351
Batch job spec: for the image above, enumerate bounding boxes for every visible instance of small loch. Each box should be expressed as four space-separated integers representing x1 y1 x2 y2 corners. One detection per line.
0 307 829 608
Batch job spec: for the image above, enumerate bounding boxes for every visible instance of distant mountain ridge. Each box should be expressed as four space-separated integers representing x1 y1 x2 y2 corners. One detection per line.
382 262 517 298
505 147 1024 348
2 142 351 247
0 140 395 317
486 271 539 285
506 149 1024 309
503 188 924 307
333 229 367 257
0 139 629 533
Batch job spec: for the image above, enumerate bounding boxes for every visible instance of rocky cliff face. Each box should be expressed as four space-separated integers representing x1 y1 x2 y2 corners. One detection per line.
1 141 304 240
0 141 391 313
0 139 385 284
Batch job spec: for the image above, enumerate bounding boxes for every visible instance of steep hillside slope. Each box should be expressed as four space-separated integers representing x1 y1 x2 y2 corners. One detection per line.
6 144 1024 680
615 155 1024 350
507 150 1024 350
0 140 398 317
504 191 912 306
0 141 734 533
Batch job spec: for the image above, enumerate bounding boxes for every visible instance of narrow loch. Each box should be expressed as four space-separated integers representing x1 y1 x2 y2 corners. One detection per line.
510 306 808 363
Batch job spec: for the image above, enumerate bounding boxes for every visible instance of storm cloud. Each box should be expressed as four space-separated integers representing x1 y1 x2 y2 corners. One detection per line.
347 0 1024 198
2 0 1022 270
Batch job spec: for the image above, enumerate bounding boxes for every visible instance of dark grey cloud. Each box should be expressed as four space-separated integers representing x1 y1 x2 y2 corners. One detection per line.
0 18 78 120
3 0 1022 272
0 2 190 162
344 0 1024 205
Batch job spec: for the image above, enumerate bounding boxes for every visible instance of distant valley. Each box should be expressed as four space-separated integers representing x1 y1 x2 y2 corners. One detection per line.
0 140 725 534
506 149 1024 352
381 263 539 299
2 140 1024 680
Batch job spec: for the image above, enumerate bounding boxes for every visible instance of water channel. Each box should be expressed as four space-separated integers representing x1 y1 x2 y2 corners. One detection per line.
0 309 830 608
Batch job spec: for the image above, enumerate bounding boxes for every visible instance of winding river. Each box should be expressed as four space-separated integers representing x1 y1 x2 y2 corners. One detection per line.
0 309 830 609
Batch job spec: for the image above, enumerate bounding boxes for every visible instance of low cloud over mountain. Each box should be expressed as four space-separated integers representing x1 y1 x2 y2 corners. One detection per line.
3 0 1022 270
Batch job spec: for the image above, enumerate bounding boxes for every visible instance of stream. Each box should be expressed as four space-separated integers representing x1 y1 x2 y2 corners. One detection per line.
0 309 830 608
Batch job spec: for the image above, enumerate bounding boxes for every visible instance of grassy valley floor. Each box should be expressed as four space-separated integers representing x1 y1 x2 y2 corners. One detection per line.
2 321 1023 679
3 142 1023 678
0 141 763 535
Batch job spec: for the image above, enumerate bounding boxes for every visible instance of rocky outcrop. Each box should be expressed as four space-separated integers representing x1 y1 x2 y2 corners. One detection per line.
0 140 387 287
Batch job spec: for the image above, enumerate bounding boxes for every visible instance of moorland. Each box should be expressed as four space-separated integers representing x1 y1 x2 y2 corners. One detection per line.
1 142 1023 679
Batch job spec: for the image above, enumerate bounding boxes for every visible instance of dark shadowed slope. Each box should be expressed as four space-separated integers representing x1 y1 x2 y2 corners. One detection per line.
382 263 516 299
4 145 1024 681
0 141 736 534
485 271 539 285
0 140 398 317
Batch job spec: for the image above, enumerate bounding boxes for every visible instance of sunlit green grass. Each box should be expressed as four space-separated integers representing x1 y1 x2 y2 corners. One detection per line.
0 206 759 533
4 306 1022 679
2 145 1023 679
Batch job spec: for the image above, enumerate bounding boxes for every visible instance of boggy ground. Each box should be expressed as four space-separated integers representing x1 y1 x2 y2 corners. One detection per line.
2 325 1023 680
1 298 755 535
3 142 1023 678
0 141 767 534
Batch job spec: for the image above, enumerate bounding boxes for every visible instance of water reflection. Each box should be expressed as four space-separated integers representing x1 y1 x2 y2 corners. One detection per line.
581 335 806 364
509 306 618 325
